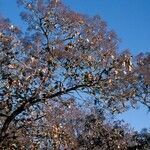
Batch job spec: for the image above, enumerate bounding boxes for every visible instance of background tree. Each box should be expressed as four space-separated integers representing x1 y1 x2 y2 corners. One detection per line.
127 128 150 150
0 0 149 149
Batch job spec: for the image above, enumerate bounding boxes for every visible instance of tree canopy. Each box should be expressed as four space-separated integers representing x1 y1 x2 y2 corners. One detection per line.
0 0 149 149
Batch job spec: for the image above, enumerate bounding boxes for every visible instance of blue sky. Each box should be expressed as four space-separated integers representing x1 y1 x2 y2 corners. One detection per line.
0 0 150 130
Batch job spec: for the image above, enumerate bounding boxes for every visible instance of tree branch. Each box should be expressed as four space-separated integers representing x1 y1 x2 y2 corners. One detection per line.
0 83 88 142
0 113 8 117
0 67 111 142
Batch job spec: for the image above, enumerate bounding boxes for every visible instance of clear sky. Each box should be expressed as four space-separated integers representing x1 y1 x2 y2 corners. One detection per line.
0 0 150 131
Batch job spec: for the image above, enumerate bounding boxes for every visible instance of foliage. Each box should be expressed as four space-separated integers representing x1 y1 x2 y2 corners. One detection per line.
0 0 150 149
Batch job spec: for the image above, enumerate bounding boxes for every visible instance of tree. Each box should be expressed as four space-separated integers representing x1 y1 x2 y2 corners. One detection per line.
127 128 150 150
77 114 129 150
0 0 149 149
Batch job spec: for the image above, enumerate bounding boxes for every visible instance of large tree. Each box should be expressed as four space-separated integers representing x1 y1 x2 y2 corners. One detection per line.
0 0 149 149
